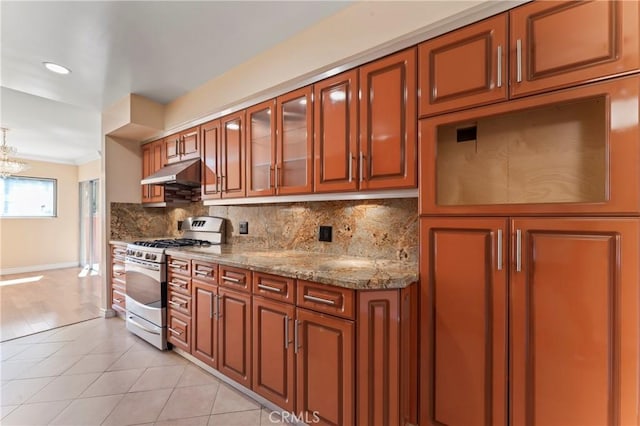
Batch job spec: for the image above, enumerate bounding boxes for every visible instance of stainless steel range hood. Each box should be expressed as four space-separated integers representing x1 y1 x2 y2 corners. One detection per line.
141 159 201 187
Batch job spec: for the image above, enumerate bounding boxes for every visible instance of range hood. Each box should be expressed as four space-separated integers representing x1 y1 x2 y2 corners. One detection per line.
141 159 201 187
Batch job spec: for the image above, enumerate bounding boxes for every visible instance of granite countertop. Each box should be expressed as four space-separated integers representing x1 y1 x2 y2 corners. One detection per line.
166 245 417 290
110 240 417 290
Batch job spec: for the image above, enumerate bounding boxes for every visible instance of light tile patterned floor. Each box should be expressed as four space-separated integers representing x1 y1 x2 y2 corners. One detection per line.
0 317 291 425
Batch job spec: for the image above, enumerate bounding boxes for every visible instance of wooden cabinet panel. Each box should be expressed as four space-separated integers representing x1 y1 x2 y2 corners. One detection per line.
359 48 417 190
219 265 250 293
296 308 354 426
112 288 126 312
419 13 508 116
141 139 165 203
297 280 355 320
510 0 639 98
313 70 359 193
419 218 508 426
201 119 221 200
420 75 640 215
220 111 246 199
218 287 251 387
192 281 217 367
253 272 295 304
168 256 191 277
252 296 295 412
168 291 191 316
247 100 276 197
110 244 126 313
510 217 639 426
168 309 191 353
276 86 313 195
180 127 200 161
164 134 181 164
167 273 191 297
192 260 217 284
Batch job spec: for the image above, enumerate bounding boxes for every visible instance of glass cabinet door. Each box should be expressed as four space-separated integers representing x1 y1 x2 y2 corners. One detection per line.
277 86 313 195
247 100 276 197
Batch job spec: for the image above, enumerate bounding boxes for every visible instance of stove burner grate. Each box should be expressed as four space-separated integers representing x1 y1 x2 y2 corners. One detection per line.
132 238 212 249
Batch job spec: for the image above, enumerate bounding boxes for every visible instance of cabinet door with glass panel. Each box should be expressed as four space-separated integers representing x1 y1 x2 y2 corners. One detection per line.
276 86 313 195
247 100 276 197
420 74 640 215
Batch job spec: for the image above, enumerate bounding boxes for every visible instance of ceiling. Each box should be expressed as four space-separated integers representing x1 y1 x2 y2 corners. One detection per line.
0 1 351 165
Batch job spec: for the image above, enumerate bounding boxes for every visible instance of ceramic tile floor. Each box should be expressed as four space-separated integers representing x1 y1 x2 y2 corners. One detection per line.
0 317 291 425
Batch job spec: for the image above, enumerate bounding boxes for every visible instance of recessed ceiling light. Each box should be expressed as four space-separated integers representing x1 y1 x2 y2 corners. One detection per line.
43 62 71 75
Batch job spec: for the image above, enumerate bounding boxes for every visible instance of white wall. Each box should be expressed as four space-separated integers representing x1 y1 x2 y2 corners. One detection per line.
0 160 80 273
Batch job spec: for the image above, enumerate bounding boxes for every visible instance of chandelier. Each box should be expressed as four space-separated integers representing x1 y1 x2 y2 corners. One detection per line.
0 128 29 178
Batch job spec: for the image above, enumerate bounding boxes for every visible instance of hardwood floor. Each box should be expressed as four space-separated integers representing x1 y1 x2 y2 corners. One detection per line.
0 267 102 342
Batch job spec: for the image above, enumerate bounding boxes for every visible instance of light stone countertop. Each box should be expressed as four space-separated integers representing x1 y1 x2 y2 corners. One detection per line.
166 245 417 290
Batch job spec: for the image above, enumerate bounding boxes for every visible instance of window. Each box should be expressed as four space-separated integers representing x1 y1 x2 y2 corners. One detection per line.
0 176 57 217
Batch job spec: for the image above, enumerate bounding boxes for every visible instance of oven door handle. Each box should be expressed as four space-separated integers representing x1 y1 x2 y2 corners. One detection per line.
125 261 162 281
127 315 161 335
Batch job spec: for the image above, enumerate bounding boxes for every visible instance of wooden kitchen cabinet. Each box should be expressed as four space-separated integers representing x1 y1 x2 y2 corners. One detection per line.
418 14 508 117
200 112 245 199
192 280 218 366
218 286 252 388
509 0 639 99
296 307 355 426
167 255 193 351
110 244 127 313
167 309 191 353
420 75 640 215
141 138 165 203
313 70 359 193
419 217 640 426
165 126 200 164
359 48 417 190
252 295 295 412
247 100 277 197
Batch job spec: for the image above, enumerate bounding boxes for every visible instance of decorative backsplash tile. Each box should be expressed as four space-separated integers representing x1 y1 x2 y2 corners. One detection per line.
110 199 418 262
208 198 418 262
110 202 209 241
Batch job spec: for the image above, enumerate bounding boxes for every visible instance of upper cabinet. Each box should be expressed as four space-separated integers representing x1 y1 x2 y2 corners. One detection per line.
201 111 246 200
246 87 313 197
165 126 201 164
314 70 359 193
276 86 313 195
418 14 508 117
141 138 165 203
359 48 417 190
419 0 640 116
247 100 277 197
510 0 639 98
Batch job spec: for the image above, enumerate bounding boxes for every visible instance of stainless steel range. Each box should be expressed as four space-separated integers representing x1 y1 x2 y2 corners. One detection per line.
124 216 225 349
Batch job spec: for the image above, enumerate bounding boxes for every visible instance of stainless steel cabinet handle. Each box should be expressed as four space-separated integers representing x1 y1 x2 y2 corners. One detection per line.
497 45 503 88
284 315 289 349
168 300 186 308
113 298 123 303
303 294 336 306
215 176 221 194
168 282 187 289
257 283 281 293
348 152 353 183
516 229 522 272
294 319 300 354
217 295 222 318
275 164 280 190
359 152 364 183
222 276 242 284
497 229 503 271
516 39 523 83
194 270 210 277
168 327 183 336
209 295 213 319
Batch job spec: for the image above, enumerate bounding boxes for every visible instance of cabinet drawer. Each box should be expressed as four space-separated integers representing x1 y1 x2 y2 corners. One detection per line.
112 278 126 293
192 260 218 283
168 291 192 316
219 265 251 293
253 272 295 304
112 245 127 262
112 288 126 312
167 256 191 276
167 274 191 297
167 309 191 352
297 280 355 320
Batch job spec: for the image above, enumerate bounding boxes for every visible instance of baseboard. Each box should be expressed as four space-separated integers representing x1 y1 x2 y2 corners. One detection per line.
0 262 80 276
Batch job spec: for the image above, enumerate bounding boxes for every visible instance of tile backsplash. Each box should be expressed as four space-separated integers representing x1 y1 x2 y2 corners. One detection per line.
110 198 418 262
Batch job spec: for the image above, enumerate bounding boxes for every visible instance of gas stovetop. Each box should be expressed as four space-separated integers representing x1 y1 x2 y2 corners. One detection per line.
131 238 212 249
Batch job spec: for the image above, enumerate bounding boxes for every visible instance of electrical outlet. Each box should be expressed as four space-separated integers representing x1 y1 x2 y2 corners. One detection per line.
177 220 184 231
319 225 332 242
239 221 249 235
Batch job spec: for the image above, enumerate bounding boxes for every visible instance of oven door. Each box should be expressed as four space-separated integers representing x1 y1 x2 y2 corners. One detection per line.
125 258 165 306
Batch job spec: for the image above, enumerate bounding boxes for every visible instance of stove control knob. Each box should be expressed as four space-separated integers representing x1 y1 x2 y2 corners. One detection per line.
136 251 142 257
151 254 157 261
145 253 151 260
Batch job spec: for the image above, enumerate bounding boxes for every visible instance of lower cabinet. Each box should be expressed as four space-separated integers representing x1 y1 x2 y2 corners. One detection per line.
192 280 217 366
296 307 355 426
218 287 252 388
167 309 191 352
109 244 127 313
420 217 640 426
